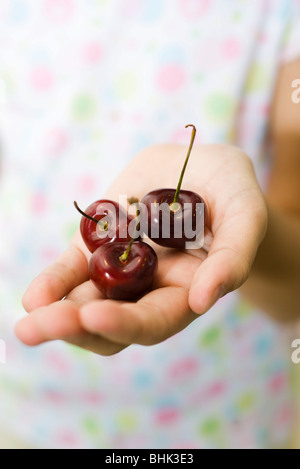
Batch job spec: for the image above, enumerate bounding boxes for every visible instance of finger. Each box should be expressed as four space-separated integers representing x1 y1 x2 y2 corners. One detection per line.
65 280 105 305
15 300 125 355
79 286 198 346
189 198 267 314
15 300 84 345
22 245 90 312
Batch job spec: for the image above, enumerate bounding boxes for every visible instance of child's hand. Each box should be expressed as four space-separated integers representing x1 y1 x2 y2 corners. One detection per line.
16 143 267 355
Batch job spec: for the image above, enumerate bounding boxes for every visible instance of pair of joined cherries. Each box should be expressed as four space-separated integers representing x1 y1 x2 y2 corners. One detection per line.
74 125 206 301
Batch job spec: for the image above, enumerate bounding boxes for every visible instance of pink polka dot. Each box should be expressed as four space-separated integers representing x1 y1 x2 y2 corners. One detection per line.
259 32 267 43
276 405 293 425
129 350 144 363
171 127 202 145
222 37 241 60
81 391 104 405
269 373 287 393
41 247 61 263
155 408 180 425
45 128 69 156
121 0 142 17
111 368 129 386
261 103 271 116
31 192 47 213
55 430 79 447
44 0 74 22
132 112 144 125
83 42 103 64
194 40 222 71
44 390 65 404
205 381 226 398
157 64 186 92
169 357 199 379
30 67 54 91
179 0 210 19
78 175 97 195
45 350 71 374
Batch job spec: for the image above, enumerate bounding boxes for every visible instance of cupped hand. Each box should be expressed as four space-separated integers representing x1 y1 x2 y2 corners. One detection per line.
16 143 268 355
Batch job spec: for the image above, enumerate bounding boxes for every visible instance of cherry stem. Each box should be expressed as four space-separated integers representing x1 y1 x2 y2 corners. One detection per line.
128 196 139 205
173 124 196 204
74 201 99 225
119 204 140 264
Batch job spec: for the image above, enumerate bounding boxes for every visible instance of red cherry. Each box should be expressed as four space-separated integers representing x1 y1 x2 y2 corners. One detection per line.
140 188 205 249
140 125 207 249
74 200 133 253
89 241 158 301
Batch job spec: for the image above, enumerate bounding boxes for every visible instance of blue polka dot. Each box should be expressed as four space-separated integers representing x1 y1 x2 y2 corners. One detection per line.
159 45 186 64
10 0 29 23
278 1 290 19
225 405 238 421
17 245 32 263
33 176 48 192
256 427 268 446
133 370 153 388
143 0 164 22
130 133 152 155
254 335 272 355
156 395 179 408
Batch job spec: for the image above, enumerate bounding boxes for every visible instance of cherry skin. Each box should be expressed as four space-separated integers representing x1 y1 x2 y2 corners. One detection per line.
88 241 158 301
140 124 207 249
74 200 133 253
140 188 205 249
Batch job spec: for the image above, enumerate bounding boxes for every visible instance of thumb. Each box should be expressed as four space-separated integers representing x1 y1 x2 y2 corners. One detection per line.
189 207 267 314
189 248 249 314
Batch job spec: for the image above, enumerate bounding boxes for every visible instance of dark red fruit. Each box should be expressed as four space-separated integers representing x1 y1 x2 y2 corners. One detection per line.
140 124 206 249
74 200 133 253
140 188 205 249
89 241 158 301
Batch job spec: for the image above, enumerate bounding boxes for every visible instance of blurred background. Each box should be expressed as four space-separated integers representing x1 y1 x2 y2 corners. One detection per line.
1 0 300 449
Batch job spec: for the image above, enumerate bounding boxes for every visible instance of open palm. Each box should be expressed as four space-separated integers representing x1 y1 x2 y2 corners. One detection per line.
16 143 267 355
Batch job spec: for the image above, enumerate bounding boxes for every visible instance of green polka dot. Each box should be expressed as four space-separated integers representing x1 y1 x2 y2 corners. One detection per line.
71 94 97 121
115 71 138 100
236 300 252 318
88 151 100 161
236 392 255 412
232 11 243 22
116 412 137 432
200 326 221 347
195 72 205 82
65 221 78 243
147 41 158 52
245 64 268 92
67 344 90 358
82 416 102 435
1 71 14 97
205 93 235 123
200 417 221 436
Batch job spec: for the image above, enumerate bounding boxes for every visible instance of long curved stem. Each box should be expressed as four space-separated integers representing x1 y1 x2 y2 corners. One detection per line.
173 124 197 204
74 201 99 224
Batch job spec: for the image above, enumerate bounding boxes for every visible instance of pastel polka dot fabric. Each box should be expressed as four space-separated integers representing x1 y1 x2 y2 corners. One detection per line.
0 0 300 449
